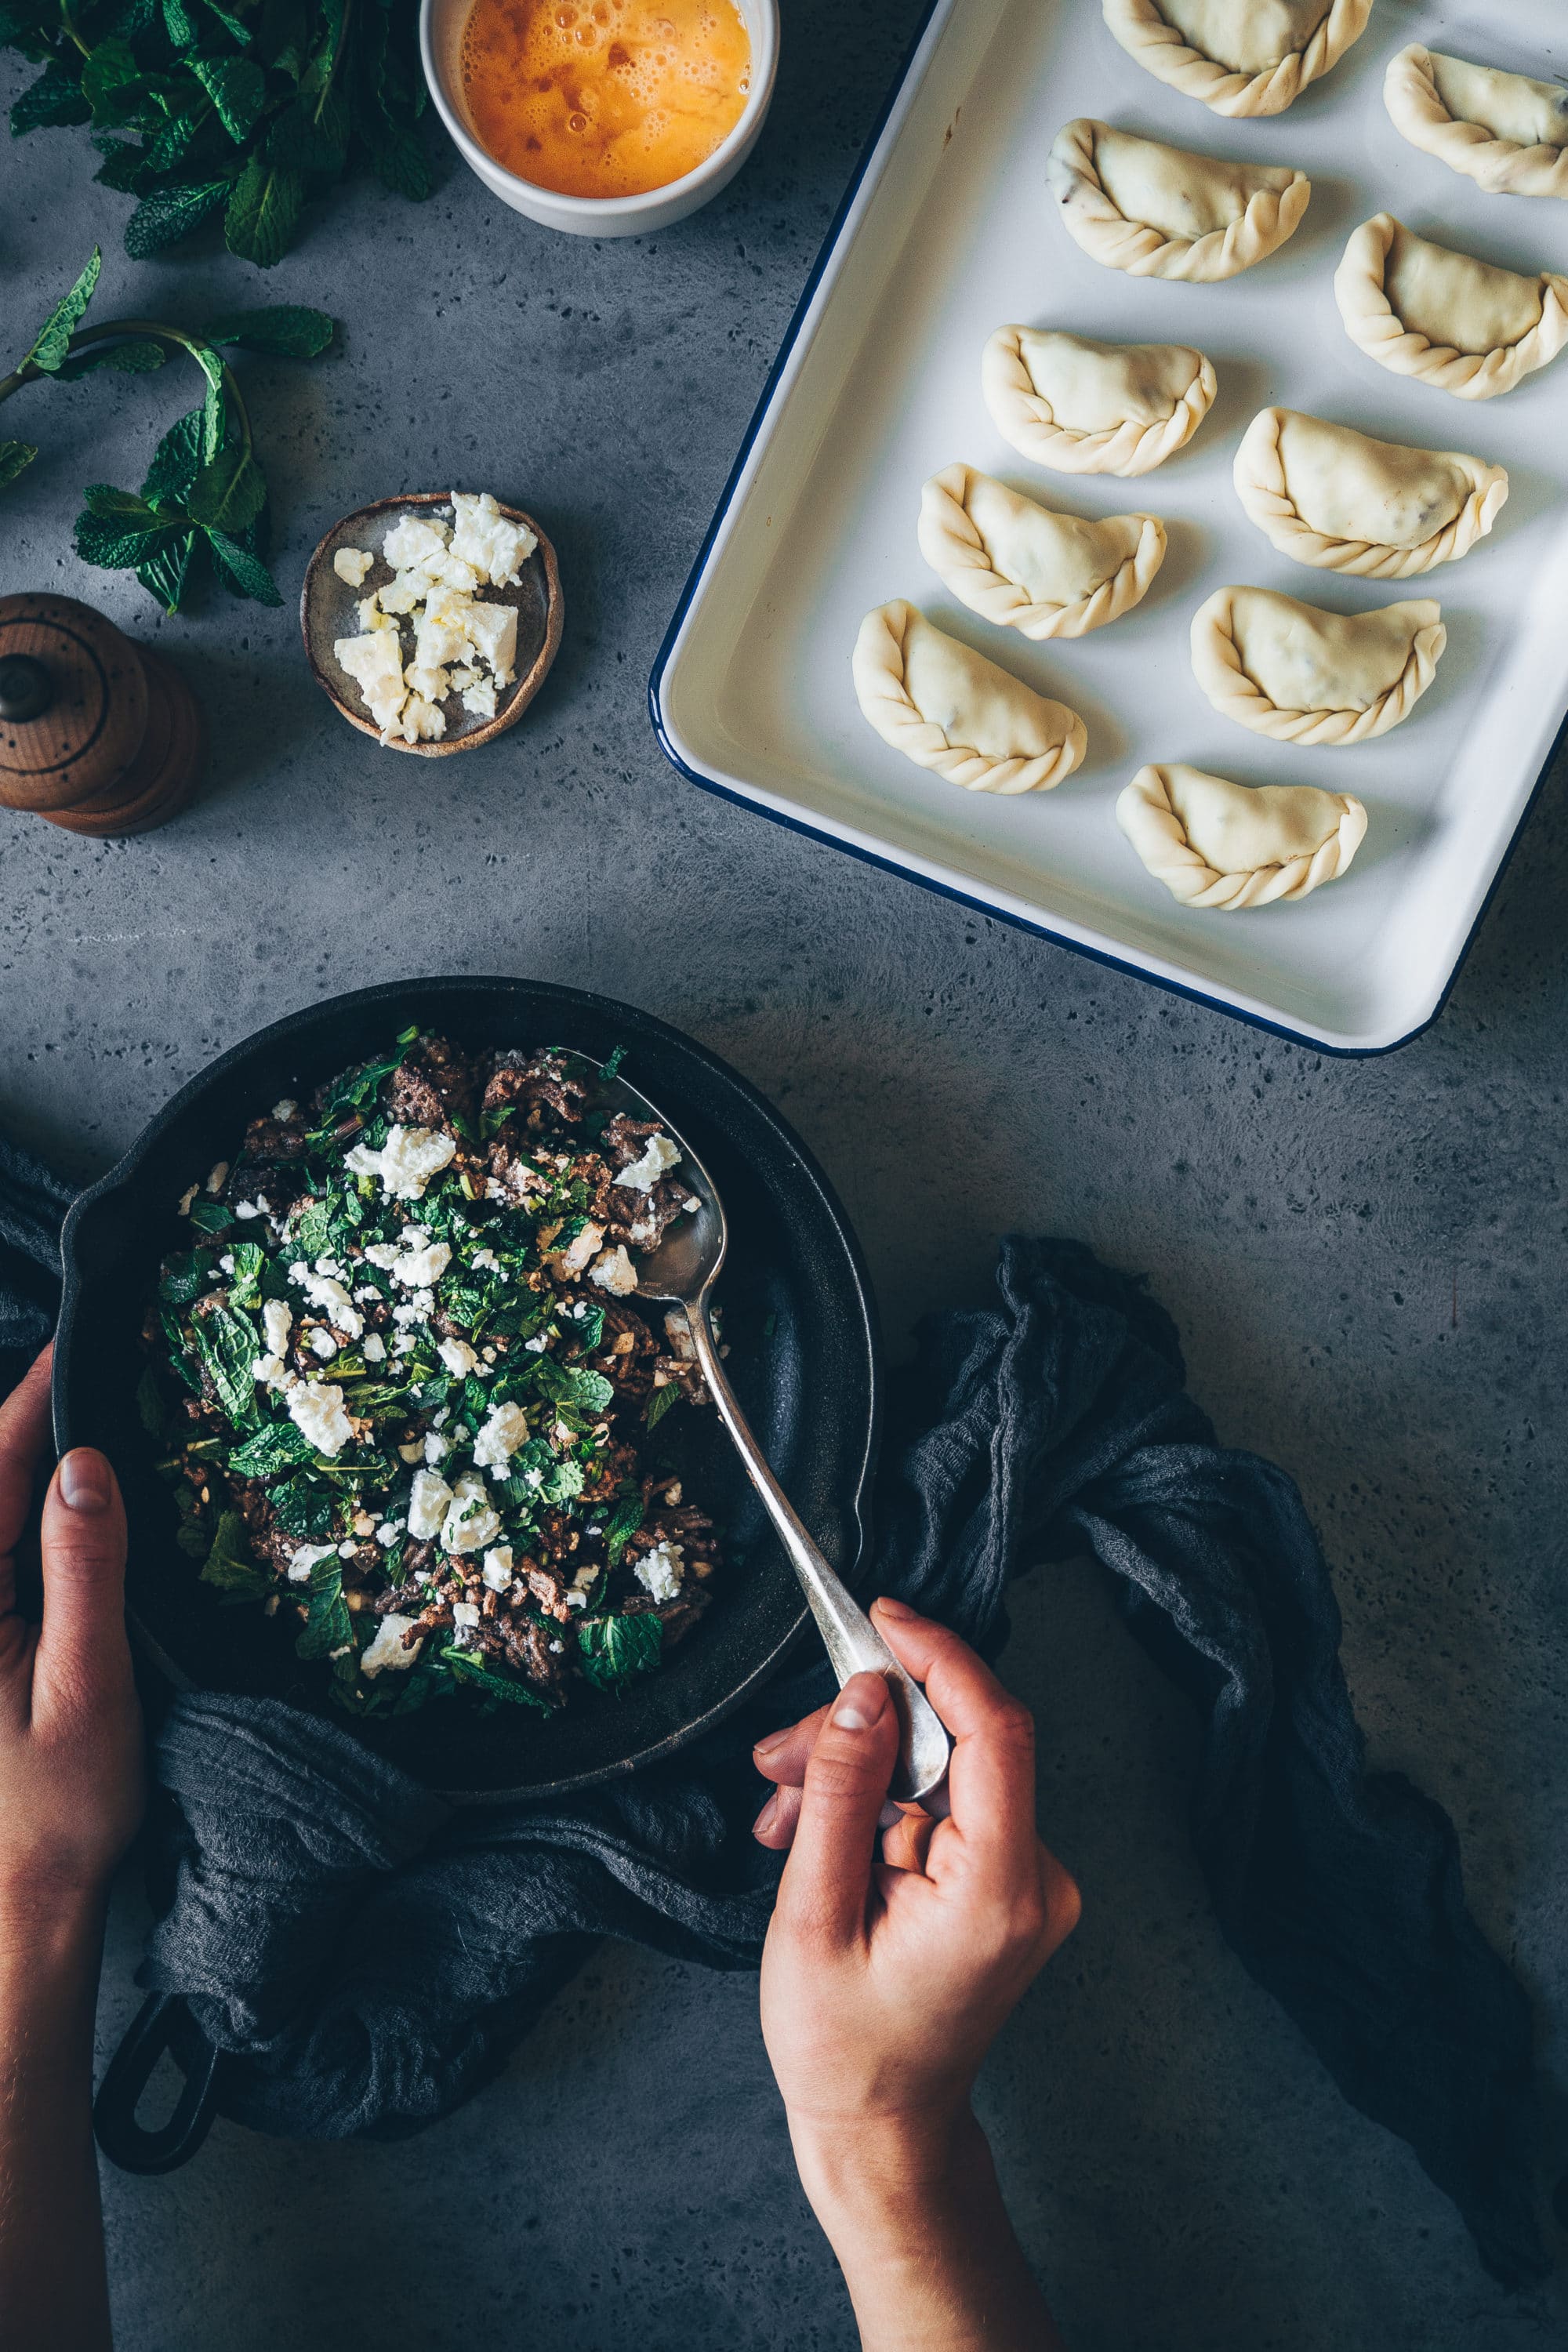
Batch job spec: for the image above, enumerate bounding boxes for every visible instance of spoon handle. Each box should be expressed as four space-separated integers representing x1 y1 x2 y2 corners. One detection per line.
684 1301 951 1813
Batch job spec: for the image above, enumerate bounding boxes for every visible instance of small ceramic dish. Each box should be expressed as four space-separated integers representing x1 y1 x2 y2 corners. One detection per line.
419 0 780 238
300 492 564 757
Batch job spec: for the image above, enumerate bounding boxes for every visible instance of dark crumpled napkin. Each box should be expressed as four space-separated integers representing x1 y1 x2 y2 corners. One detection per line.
0 1134 1547 2287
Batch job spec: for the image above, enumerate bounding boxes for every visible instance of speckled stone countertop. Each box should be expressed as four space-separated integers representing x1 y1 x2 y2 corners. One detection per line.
2 4 1565 2343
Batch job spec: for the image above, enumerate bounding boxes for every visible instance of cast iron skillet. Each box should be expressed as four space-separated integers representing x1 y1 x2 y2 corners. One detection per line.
53 976 879 1804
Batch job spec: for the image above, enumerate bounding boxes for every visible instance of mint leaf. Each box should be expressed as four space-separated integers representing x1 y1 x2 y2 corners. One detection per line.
644 1380 681 1431
271 1473 336 1541
224 155 304 267
296 1558 351 1659
0 441 38 492
93 137 150 192
163 0 198 43
199 1509 273 1600
191 53 267 143
53 339 166 379
206 525 282 602
11 64 92 135
82 482 160 520
227 1238 267 1310
25 248 101 374
441 1649 555 1711
143 105 204 176
136 528 201 612
202 305 335 359
142 405 204 505
80 38 140 125
603 1490 644 1566
370 124 433 201
187 441 265 532
192 1301 260 1423
535 1359 615 1418
201 0 253 43
125 178 231 256
75 512 181 571
576 1611 662 1692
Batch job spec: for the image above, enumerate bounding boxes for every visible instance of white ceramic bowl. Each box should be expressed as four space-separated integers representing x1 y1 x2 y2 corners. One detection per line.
420 0 779 237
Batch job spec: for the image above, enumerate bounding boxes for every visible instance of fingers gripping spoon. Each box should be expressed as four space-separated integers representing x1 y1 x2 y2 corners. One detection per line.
557 1052 952 1813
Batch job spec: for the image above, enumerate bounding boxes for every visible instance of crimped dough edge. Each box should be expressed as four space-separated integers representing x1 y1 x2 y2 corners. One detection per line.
851 599 1087 794
1189 586 1446 746
917 465 1167 640
980 326 1218 477
1117 762 1368 908
1232 407 1509 578
1047 117 1312 283
1385 44 1568 202
1102 0 1373 120
1334 212 1568 401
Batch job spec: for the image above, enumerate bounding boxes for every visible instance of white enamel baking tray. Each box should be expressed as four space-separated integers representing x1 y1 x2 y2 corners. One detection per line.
650 0 1568 1052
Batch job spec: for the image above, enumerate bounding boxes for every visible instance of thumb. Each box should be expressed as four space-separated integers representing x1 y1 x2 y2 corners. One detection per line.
35 1449 131 1715
775 1671 899 1947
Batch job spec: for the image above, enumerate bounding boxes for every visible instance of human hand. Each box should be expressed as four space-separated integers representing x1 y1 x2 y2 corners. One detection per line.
0 1349 143 1941
753 1600 1076 2350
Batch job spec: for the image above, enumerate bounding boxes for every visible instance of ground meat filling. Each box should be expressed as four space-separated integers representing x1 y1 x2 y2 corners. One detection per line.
142 1031 722 1719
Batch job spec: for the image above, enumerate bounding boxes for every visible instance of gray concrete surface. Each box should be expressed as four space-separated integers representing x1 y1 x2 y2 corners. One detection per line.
3 3 1566 2344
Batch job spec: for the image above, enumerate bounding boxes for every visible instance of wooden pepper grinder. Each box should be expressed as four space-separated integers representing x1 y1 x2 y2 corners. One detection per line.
0 592 205 837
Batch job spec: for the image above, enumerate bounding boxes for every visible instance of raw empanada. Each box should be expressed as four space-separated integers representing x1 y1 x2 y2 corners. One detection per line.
1232 407 1508 577
1190 585 1445 745
1385 44 1568 201
981 327 1217 476
917 466 1167 640
1334 213 1568 400
1117 763 1367 907
1047 118 1311 282
1102 1 1372 119
852 602 1087 794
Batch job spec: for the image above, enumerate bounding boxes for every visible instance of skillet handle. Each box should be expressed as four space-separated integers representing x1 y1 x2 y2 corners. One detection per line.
93 1991 220 2174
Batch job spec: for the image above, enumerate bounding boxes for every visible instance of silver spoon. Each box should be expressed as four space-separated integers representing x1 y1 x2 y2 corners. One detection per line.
557 1051 952 1813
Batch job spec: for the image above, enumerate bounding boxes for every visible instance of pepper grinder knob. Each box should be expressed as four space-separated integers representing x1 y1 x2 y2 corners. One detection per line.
0 654 53 723
0 592 205 836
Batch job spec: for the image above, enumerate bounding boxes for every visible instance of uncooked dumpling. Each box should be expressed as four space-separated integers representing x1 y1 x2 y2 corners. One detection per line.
1103 1 1373 118
1233 408 1508 577
1385 45 1568 200
1047 119 1311 281
982 327 1217 476
1117 763 1367 907
1334 214 1568 399
1190 585 1445 745
853 602 1087 793
917 466 1166 640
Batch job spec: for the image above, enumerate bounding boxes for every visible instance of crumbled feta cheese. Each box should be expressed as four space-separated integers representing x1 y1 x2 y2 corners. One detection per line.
286 1541 339 1584
452 1601 481 1629
345 1124 456 1201
423 1431 449 1465
272 1098 298 1122
287 1381 354 1457
361 1613 423 1677
392 1240 452 1288
433 1408 451 1428
472 1401 530 1471
407 1468 454 1541
589 1245 638 1297
338 1539 357 1559
441 1471 502 1554
557 1220 604 1278
664 1308 695 1360
481 1545 514 1590
460 680 498 720
387 695 446 746
334 547 373 587
252 1353 292 1391
615 1133 681 1192
471 1249 499 1272
362 1243 401 1268
382 515 449 572
404 662 452 705
633 1540 685 1603
449 490 537 588
376 1522 401 1547
177 1182 198 1216
523 1335 547 1354
335 628 405 720
462 597 518 684
438 1337 478 1378
262 1298 293 1357
378 572 424 616
414 608 471 673
234 1199 260 1221
287 1264 363 1340
205 1162 229 1194
219 1253 235 1274
358 593 392 632
363 1332 386 1363
310 1327 338 1360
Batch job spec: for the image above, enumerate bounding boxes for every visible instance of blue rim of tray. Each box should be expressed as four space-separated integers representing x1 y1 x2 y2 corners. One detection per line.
647 0 1568 1060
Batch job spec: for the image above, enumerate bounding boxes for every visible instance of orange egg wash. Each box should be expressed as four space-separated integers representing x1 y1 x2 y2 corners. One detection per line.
460 0 753 200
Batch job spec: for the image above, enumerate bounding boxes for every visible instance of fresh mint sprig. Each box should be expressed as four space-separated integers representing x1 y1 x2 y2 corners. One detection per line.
4 0 432 267
0 245 335 612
